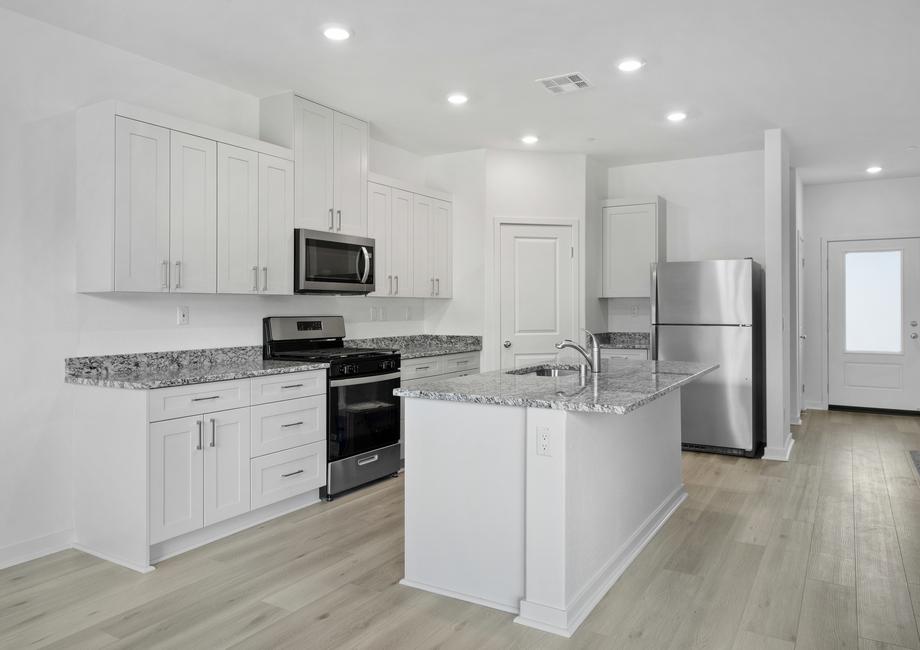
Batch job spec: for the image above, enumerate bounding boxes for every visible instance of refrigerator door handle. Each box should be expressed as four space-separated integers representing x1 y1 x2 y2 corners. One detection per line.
650 262 658 360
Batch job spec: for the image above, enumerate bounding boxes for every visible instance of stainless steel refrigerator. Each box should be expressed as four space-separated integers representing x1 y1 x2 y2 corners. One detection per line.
651 259 765 457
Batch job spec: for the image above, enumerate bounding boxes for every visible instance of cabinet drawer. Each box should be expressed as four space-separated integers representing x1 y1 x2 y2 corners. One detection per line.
441 352 479 373
251 370 326 405
401 357 443 380
149 380 250 422
251 395 326 458
601 348 648 360
250 442 326 509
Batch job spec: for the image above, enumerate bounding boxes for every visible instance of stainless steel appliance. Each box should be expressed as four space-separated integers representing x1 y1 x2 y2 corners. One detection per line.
263 316 400 499
294 229 375 294
651 259 765 457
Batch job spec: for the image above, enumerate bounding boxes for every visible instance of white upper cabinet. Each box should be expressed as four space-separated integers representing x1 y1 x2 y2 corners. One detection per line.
258 154 295 295
368 183 414 297
412 194 432 297
76 101 293 294
601 197 667 298
429 199 452 299
169 132 218 294
367 182 391 297
260 93 369 236
112 117 171 292
217 144 259 294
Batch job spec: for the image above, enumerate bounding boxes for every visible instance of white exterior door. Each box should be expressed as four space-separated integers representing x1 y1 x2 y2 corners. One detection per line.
293 97 334 231
170 132 217 293
391 189 413 297
217 143 259 294
430 199 452 298
113 117 170 292
203 407 251 526
412 195 432 297
367 182 391 297
258 153 294 295
332 112 368 236
499 223 577 369
149 416 204 544
828 238 920 410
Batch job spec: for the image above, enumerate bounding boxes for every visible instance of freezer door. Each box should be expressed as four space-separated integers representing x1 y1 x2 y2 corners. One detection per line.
654 260 753 325
657 324 754 451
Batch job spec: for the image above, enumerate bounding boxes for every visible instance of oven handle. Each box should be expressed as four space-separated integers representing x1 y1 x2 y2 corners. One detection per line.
329 371 401 388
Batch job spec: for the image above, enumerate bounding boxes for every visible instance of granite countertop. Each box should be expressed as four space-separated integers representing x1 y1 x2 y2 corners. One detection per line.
347 335 482 359
394 359 717 415
594 332 650 350
65 346 328 390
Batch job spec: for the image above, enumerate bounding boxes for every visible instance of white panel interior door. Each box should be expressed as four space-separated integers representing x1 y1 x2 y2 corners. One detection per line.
390 189 413 297
114 117 170 292
293 97 334 231
332 112 368 236
828 238 920 410
367 182 391 297
170 132 217 293
149 416 204 544
602 203 656 297
258 154 294 294
217 143 259 294
412 195 432 297
499 223 577 368
203 407 251 526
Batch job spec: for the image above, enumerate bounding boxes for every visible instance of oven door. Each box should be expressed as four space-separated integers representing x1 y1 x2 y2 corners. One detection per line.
328 371 401 461
295 228 375 294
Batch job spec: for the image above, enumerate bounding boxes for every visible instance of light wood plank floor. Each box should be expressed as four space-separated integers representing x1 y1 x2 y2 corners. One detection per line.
3 409 920 649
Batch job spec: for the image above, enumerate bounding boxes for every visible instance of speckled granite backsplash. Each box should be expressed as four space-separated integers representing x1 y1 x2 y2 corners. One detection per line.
66 346 263 376
347 335 482 359
594 332 650 349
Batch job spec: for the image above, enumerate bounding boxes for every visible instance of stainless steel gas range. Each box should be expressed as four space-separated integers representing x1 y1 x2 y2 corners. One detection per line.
263 316 401 500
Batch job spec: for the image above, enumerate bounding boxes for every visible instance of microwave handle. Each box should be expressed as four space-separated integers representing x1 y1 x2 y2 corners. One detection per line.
359 246 371 283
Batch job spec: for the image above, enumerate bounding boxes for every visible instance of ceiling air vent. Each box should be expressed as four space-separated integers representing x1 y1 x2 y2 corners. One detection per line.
536 72 592 95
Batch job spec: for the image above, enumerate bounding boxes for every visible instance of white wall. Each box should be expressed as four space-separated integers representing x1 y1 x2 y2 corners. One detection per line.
802 176 920 407
584 157 608 333
370 138 427 185
0 8 427 564
605 150 765 330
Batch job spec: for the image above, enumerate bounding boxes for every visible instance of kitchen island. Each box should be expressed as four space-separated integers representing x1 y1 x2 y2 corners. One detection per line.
394 359 717 637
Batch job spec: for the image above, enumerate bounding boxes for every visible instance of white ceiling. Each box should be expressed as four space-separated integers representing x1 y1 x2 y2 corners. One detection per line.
4 0 920 183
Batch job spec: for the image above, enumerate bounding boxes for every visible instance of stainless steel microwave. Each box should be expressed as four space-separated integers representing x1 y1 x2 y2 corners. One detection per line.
294 229 375 295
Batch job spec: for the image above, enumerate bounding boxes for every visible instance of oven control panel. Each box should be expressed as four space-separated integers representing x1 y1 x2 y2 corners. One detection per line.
331 355 401 378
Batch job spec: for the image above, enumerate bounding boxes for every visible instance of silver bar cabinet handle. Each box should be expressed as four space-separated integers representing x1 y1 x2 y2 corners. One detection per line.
282 383 304 390
161 260 168 289
196 420 202 451
251 265 258 291
430 278 435 296
209 418 216 447
394 275 399 295
174 260 182 289
388 275 393 295
281 421 304 428
192 395 220 402
337 209 342 231
262 266 268 292
328 208 334 230
436 278 440 296
281 469 304 478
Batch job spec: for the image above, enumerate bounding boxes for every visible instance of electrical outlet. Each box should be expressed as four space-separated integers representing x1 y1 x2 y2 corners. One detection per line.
632 305 639 317
537 426 551 457
176 306 190 326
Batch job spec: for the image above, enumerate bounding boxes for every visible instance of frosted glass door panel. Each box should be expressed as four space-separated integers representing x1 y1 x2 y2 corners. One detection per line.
845 250 902 353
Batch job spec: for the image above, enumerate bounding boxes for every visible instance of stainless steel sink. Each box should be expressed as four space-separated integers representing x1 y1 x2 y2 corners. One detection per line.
534 367 579 377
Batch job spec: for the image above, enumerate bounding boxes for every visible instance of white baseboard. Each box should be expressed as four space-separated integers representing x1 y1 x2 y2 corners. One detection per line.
0 529 74 571
763 436 796 462
73 543 154 574
804 401 828 411
399 578 520 615
515 485 688 638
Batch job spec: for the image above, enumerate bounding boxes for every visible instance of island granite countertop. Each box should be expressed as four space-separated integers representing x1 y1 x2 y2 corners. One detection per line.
594 331 650 350
394 359 717 415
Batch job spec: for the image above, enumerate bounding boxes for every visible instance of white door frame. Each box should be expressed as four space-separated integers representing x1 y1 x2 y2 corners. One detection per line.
820 232 920 408
487 218 583 372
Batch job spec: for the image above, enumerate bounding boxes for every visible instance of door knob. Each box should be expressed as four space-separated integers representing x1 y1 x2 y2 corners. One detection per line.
912 333 919 340
503 340 512 349
911 320 918 327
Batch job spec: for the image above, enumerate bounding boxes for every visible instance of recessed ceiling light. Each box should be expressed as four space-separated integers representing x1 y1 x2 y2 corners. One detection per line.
447 93 468 105
907 145 919 151
521 135 539 145
323 26 351 41
666 111 687 122
866 165 882 174
617 58 646 73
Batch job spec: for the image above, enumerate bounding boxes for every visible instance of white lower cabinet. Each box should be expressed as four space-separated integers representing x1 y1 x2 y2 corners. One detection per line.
203 408 251 527
251 441 326 509
250 395 326 458
149 415 205 544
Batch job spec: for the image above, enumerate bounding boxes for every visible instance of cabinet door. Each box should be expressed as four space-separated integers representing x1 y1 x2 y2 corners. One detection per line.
602 203 657 298
217 144 259 294
367 182 392 297
332 112 368 236
203 407 251 526
412 195 432 297
149 416 204 544
390 189 413 297
114 117 171 292
258 154 294 295
293 97 334 231
170 132 217 293
429 199 452 298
